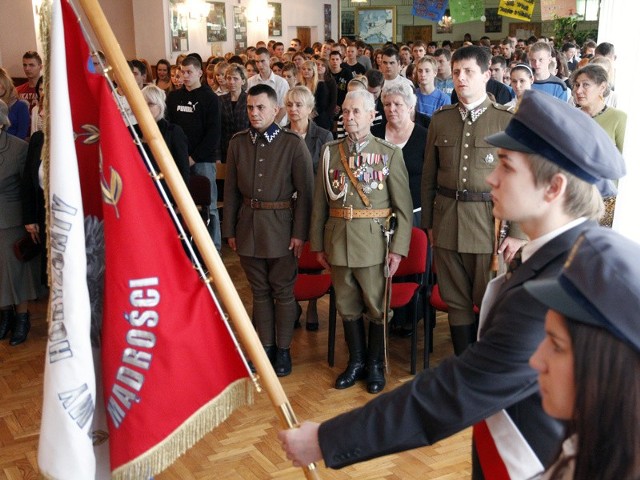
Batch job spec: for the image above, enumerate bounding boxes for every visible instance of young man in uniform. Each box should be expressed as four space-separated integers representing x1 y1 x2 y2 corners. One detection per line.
308 90 413 394
278 89 625 480
423 46 524 354
223 84 313 376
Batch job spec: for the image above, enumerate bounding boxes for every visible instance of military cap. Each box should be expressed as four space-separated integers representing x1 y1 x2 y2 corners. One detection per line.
485 89 625 196
524 228 640 354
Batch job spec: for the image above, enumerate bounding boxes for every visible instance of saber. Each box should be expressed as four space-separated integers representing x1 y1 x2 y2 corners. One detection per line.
382 213 397 373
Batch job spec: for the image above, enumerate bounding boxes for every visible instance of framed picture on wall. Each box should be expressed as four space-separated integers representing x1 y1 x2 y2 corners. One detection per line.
484 8 502 34
206 2 227 43
233 5 247 54
341 10 355 37
169 0 189 52
324 4 332 41
356 7 396 46
268 2 282 37
509 22 541 39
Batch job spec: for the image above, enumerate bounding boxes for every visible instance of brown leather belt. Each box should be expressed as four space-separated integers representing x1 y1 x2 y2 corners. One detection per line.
329 207 392 221
438 186 492 202
243 197 292 209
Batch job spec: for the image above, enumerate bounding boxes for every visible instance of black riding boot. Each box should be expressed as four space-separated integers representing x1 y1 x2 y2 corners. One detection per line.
449 324 477 356
10 312 30 346
335 318 367 389
366 322 386 394
274 348 292 377
0 308 15 340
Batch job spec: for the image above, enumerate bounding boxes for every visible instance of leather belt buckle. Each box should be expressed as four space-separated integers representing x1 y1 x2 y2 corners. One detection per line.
250 198 259 209
456 190 468 201
345 205 353 221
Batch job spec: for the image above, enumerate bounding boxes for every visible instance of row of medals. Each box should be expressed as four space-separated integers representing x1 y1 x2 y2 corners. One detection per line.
331 154 390 194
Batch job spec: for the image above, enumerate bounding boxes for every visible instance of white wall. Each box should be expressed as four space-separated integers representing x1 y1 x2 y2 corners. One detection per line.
6 0 338 73
0 0 39 77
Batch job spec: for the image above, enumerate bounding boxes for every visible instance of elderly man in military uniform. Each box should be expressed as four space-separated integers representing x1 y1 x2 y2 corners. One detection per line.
422 45 526 355
309 90 413 394
223 84 313 377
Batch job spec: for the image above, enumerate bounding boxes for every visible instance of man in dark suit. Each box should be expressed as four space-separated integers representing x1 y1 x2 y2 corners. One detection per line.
278 90 626 479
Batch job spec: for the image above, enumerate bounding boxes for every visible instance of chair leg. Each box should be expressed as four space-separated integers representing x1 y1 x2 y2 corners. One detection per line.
410 297 418 375
328 287 337 367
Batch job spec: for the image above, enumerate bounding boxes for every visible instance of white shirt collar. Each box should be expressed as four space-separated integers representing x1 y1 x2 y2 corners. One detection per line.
521 218 587 263
460 94 488 112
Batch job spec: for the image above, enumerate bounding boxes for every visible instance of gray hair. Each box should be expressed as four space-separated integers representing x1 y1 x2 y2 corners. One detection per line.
344 89 375 112
0 99 10 129
141 84 166 120
381 82 416 110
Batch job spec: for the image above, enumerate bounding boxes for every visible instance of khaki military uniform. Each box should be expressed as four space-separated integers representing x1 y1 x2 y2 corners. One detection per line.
223 124 313 348
421 97 525 326
310 135 413 322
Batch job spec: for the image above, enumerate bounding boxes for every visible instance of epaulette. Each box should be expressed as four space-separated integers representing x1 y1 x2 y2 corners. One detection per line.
433 103 458 116
231 128 251 139
372 136 399 149
491 102 512 112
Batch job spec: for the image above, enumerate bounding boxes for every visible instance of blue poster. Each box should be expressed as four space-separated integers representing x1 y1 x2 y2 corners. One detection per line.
412 0 448 22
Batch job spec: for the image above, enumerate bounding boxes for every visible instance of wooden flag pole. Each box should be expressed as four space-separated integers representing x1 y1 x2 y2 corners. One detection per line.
73 0 320 478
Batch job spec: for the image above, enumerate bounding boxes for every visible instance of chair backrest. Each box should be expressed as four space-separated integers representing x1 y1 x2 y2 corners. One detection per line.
298 242 324 270
189 174 212 207
394 227 428 277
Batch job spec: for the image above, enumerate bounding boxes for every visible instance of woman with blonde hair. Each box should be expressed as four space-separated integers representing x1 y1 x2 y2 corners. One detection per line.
299 60 333 131
0 68 30 140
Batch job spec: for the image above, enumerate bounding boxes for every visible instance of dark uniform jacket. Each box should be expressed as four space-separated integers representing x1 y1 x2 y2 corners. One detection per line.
309 135 413 268
318 221 597 471
421 97 525 253
222 124 313 258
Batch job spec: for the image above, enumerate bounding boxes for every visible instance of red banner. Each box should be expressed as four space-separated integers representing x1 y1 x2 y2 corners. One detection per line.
59 1 252 477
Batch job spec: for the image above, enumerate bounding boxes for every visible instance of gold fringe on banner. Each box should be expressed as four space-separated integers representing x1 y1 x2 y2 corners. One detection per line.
111 378 254 480
39 0 52 292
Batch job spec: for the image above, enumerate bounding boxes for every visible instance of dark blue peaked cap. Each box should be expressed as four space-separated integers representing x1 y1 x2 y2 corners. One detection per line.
525 228 640 354
485 90 626 196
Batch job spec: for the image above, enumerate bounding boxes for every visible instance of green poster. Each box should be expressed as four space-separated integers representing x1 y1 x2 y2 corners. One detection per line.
450 0 485 24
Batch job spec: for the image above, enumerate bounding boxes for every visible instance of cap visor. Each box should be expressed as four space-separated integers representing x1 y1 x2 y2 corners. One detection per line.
524 278 602 328
485 131 536 153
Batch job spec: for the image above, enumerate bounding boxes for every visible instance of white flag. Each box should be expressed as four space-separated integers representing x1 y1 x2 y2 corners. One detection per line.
37 1 104 477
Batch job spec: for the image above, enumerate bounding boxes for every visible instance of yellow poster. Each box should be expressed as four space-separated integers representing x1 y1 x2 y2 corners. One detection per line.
498 0 535 21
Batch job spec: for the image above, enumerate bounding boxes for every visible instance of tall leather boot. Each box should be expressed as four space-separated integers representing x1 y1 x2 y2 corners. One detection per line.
10 312 30 346
366 322 386 394
335 318 367 389
449 324 477 356
0 308 15 340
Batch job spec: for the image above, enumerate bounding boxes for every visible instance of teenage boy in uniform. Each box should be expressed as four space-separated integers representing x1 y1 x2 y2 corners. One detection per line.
278 89 625 480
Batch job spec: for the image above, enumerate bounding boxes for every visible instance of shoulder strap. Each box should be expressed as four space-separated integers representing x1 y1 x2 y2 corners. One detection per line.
338 142 371 208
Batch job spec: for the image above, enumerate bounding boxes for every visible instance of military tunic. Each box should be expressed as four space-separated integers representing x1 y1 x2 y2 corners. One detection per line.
223 124 313 347
309 135 413 321
421 98 524 324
